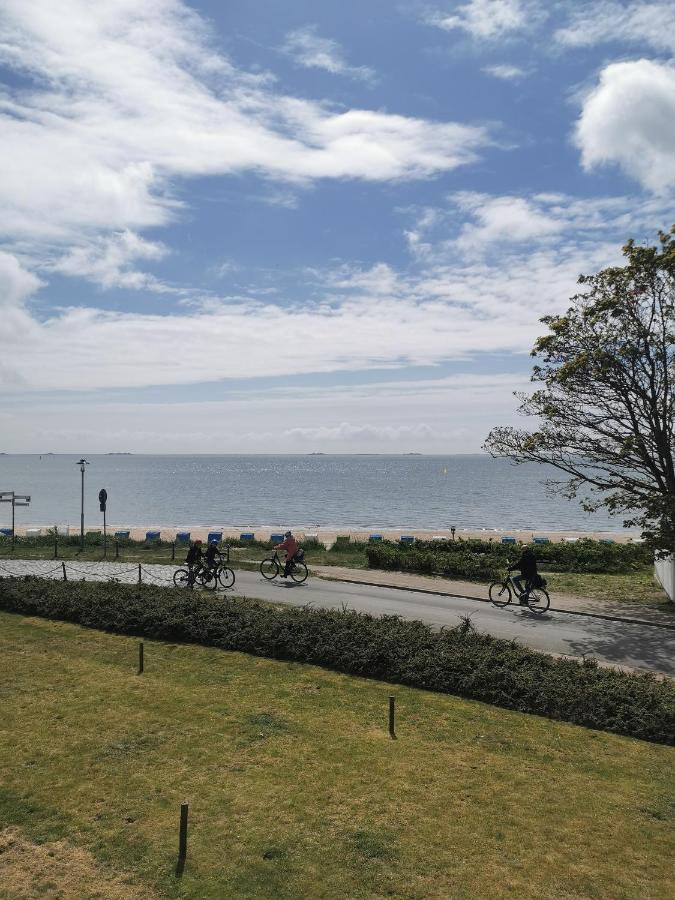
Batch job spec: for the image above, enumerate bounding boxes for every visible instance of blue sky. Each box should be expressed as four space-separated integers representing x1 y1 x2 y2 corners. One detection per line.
1 0 674 452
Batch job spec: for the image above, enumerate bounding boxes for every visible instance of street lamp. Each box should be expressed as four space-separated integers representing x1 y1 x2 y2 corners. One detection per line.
76 459 89 550
0 491 31 550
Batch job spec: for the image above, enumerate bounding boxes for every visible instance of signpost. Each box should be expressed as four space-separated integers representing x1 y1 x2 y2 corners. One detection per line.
99 488 108 558
0 491 31 550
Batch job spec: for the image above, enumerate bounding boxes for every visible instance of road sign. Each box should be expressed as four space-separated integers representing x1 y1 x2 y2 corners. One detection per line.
99 488 107 512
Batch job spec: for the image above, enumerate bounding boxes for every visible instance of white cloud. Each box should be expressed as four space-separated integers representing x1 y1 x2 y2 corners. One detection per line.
3 190 671 392
556 2 675 55
284 422 435 443
0 0 489 284
428 0 541 40
0 251 43 309
482 64 529 81
575 59 675 192
0 372 530 452
52 231 171 291
281 25 376 82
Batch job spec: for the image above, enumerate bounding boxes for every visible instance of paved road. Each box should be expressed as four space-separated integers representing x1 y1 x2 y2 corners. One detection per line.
1 559 673 675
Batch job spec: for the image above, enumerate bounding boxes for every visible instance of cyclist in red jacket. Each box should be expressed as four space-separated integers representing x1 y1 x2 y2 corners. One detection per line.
276 530 299 578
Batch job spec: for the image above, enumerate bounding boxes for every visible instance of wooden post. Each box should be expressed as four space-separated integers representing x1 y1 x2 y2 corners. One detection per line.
53 536 58 559
388 696 396 739
171 542 175 561
62 561 67 581
176 802 188 876
138 642 144 674
115 540 119 560
138 563 142 585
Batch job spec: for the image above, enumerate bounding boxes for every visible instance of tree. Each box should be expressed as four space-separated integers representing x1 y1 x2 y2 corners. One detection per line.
484 228 675 550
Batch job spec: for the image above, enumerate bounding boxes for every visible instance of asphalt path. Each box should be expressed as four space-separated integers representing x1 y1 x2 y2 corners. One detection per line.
1 559 673 675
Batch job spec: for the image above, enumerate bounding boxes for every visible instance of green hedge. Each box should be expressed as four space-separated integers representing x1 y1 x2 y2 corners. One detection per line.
1 577 672 745
367 538 651 578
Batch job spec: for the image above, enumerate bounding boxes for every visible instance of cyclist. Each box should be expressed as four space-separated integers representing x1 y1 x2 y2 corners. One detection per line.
275 530 299 578
204 540 223 575
185 539 204 582
508 546 538 604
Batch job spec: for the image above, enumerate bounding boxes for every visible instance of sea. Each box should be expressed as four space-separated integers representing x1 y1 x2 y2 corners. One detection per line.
0 453 626 533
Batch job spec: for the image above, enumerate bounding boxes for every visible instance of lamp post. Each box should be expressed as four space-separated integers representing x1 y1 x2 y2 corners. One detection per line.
77 459 89 550
0 491 31 550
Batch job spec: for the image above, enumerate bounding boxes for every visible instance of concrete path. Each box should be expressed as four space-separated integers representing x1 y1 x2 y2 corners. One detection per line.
311 564 675 626
1 559 673 676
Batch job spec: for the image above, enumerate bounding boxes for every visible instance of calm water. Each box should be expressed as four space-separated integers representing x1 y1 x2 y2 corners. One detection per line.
0 454 624 532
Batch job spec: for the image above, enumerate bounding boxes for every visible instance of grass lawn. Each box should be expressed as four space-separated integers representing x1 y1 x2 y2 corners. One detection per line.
543 569 672 611
2 611 674 899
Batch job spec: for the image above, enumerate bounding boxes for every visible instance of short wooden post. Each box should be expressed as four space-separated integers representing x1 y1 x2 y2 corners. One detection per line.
171 542 175 561
138 642 144 674
176 802 188 876
138 563 142 585
115 540 119 560
388 696 396 739
61 561 67 581
53 536 58 559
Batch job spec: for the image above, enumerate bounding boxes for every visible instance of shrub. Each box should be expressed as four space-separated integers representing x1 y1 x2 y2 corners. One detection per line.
1 577 672 745
366 538 652 578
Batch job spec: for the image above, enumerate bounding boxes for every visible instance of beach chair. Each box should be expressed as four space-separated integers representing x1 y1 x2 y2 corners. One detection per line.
431 535 447 541
145 530 161 542
207 531 223 544
600 538 615 544
369 534 383 542
240 532 255 541
400 535 415 543
270 533 285 542
176 532 190 543
533 537 550 545
115 531 130 539
501 536 516 544
0 528 13 537
26 528 41 537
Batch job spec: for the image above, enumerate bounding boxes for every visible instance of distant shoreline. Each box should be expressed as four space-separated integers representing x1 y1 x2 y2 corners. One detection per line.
11 524 641 544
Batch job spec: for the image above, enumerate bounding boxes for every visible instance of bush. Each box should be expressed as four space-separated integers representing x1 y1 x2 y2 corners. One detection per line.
1 577 672 745
366 538 652 578
366 542 501 581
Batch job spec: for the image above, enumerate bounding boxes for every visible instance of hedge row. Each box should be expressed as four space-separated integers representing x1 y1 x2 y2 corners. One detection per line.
366 544 502 581
366 538 651 578
1 577 672 745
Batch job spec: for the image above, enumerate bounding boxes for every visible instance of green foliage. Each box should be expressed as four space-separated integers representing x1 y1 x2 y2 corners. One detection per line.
365 538 651 578
1 577 672 745
485 227 675 549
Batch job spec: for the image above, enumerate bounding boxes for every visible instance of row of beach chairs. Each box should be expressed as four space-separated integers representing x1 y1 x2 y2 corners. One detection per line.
0 527 616 545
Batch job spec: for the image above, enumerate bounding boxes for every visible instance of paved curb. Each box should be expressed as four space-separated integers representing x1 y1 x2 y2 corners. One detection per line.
313 573 675 631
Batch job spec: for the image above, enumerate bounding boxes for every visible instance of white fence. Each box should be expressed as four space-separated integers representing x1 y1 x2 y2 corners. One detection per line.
654 553 675 602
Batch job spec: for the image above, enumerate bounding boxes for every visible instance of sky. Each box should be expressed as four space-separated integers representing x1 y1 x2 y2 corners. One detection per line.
1 0 674 453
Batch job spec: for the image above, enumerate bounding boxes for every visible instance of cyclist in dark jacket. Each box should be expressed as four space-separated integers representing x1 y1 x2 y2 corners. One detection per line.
508 547 538 604
204 540 222 573
185 539 203 575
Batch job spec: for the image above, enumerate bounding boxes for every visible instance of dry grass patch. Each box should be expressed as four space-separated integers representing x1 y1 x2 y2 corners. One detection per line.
0 827 158 899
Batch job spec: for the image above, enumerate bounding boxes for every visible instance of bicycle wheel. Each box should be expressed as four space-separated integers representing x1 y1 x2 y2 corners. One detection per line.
173 568 191 588
526 588 550 614
218 566 235 589
290 561 308 584
260 558 279 580
198 568 219 591
489 581 511 607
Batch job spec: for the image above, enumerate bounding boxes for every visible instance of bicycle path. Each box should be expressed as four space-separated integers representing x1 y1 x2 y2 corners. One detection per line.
309 565 674 628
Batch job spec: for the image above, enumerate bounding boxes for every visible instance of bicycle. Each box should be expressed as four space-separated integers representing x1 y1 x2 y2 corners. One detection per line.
488 570 550 614
259 550 308 584
173 562 235 590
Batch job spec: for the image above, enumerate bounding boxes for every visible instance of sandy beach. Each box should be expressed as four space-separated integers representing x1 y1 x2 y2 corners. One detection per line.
13 524 642 544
